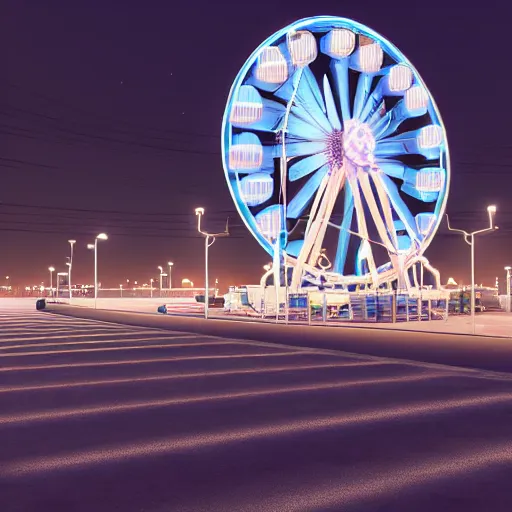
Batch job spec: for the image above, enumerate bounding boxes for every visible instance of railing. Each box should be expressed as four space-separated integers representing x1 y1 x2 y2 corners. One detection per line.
276 291 449 324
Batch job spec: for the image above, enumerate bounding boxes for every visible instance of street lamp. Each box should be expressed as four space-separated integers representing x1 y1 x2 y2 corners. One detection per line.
68 239 76 300
87 233 108 308
505 266 511 313
446 205 498 334
158 266 164 293
120 283 123 298
195 207 229 319
150 278 154 298
168 261 174 289
48 267 55 297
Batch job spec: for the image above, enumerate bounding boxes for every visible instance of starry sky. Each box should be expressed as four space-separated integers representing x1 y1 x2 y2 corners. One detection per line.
3 1 512 290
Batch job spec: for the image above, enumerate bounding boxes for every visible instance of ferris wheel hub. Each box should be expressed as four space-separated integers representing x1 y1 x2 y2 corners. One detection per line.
342 119 376 169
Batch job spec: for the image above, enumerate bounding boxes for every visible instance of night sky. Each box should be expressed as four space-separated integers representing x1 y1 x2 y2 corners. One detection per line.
3 1 511 290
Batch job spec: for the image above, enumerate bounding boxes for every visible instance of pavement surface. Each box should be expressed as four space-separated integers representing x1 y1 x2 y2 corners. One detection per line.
2 299 512 511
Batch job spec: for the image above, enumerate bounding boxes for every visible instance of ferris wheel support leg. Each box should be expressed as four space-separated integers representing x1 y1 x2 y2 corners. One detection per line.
346 168 379 286
333 187 353 275
371 172 398 249
291 169 343 291
412 263 419 289
308 170 346 268
291 174 330 291
359 172 396 253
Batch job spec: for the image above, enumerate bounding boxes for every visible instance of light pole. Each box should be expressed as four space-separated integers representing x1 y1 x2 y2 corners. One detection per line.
150 278 154 298
158 266 163 294
68 239 76 300
120 284 123 298
505 266 511 313
87 233 108 309
446 205 498 334
168 261 173 289
48 267 55 297
195 207 229 319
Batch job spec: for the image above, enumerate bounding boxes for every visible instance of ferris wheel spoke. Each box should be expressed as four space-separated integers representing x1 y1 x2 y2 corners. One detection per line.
308 168 346 266
287 164 329 218
276 67 331 133
360 64 414 123
358 171 396 253
291 166 344 289
304 169 329 239
375 124 443 160
370 171 398 249
373 86 430 140
345 166 378 282
352 73 373 121
289 153 329 181
365 100 386 127
330 60 351 122
374 159 407 179
333 186 354 275
322 75 341 130
375 172 421 244
285 112 329 140
375 159 446 204
289 104 331 138
285 140 327 158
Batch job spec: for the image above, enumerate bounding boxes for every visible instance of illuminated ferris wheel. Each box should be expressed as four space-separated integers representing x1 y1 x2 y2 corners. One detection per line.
222 16 450 291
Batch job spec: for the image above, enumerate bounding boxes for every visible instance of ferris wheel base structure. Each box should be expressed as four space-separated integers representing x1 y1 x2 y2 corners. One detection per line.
221 16 450 314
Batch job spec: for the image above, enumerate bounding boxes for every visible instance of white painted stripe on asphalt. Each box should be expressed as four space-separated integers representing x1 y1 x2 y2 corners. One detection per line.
0 361 393 393
0 351 315 372
0 339 245 357
0 331 185 343
0 372 450 426
0 334 206 351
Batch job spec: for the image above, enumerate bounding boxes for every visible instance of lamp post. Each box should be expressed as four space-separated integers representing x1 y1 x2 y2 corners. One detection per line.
68 239 76 300
150 278 154 298
195 207 229 319
120 284 123 298
505 266 511 313
87 233 108 309
48 267 55 297
158 266 164 294
168 261 173 290
446 205 498 334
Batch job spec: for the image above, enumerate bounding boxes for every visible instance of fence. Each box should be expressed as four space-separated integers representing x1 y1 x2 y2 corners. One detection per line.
277 291 449 324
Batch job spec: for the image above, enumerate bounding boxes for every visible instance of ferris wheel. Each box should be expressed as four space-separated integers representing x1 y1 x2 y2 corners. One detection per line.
222 16 449 292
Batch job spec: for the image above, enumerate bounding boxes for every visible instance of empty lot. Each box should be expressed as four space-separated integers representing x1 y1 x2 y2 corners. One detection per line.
2 299 512 511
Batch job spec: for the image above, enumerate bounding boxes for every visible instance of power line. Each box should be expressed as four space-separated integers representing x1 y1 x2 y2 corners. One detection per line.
0 210 194 225
0 226 245 239
0 201 236 218
0 110 221 157
6 82 221 140
0 156 57 169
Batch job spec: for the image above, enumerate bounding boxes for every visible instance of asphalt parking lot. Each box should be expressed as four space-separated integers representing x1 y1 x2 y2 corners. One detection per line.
2 299 512 511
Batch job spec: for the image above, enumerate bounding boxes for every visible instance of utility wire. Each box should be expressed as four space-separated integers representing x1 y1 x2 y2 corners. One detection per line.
0 201 236 218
